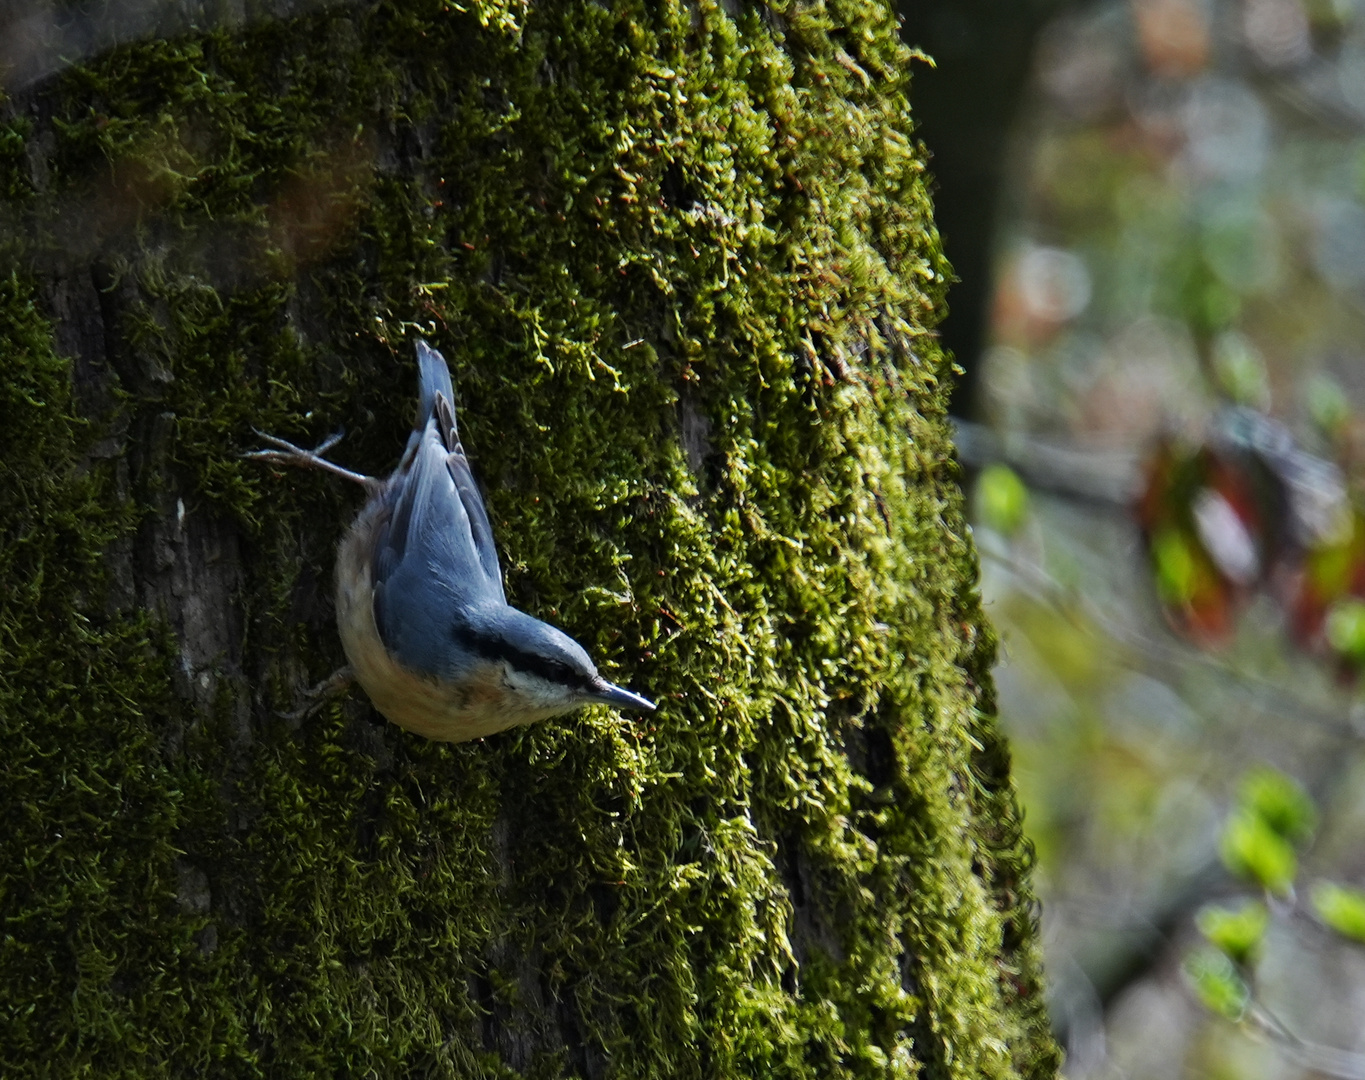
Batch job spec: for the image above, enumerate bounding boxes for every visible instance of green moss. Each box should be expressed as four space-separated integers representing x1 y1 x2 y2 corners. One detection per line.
0 0 1058 1076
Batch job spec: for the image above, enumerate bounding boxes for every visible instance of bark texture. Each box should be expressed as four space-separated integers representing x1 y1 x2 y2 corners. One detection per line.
0 0 1059 1076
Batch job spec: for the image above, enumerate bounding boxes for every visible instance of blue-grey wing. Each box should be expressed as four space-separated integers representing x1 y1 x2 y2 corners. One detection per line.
415 339 454 435
412 339 504 590
434 392 504 593
371 352 506 675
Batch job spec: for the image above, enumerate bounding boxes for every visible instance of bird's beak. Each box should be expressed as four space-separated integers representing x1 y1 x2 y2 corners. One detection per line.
587 678 656 712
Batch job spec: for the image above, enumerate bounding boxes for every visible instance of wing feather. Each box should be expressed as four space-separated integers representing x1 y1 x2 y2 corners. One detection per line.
436 392 504 593
369 341 506 676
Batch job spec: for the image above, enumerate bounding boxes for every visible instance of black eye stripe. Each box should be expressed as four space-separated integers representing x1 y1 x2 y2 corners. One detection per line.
449 622 592 691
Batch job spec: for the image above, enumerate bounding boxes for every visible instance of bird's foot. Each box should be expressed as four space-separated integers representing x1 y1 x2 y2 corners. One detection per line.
278 666 356 722
244 428 374 487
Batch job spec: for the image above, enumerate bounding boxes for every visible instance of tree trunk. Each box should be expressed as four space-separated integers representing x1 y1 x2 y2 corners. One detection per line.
0 0 1058 1076
897 0 1078 418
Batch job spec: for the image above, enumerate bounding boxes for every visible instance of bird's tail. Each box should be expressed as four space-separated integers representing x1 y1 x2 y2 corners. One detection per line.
415 339 456 427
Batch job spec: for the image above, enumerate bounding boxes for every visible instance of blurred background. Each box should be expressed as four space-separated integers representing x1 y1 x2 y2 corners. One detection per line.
904 0 1365 1075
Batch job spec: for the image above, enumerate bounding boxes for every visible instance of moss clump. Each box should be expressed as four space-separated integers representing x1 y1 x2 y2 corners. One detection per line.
0 0 1058 1076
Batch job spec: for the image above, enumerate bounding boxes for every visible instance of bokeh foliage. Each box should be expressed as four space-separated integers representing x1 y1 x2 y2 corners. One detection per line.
0 0 1055 1076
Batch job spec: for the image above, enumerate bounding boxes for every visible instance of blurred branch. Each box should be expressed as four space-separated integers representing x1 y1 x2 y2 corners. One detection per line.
979 535 1364 742
953 419 1141 507
1247 1000 1365 1080
1064 858 1232 999
1261 60 1365 139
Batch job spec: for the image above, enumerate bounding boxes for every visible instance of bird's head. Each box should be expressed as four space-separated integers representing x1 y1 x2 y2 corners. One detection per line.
452 605 655 720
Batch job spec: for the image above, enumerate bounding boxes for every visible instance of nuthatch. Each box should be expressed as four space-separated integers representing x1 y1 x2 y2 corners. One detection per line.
249 340 655 741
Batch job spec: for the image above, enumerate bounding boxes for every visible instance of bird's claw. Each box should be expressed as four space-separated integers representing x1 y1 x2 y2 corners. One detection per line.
277 666 355 722
244 427 373 487
244 427 345 461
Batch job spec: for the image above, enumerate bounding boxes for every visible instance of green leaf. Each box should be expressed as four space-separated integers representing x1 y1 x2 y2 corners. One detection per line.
1237 766 1317 844
1152 527 1198 603
975 464 1029 536
1307 375 1351 441
1195 901 1269 965
1183 948 1249 1020
1220 809 1297 895
1211 332 1269 409
1326 599 1365 662
1312 882 1365 943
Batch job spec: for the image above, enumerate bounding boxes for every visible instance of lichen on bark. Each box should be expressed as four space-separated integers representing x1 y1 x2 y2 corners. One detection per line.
0 0 1058 1076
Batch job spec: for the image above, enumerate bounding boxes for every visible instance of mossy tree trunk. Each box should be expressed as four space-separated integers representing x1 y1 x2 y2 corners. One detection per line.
0 0 1058 1076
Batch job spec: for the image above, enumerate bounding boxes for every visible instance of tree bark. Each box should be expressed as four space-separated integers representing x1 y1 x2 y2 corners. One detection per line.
0 0 1058 1076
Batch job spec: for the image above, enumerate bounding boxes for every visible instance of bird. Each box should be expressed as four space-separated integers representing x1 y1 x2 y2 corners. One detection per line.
247 339 655 742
